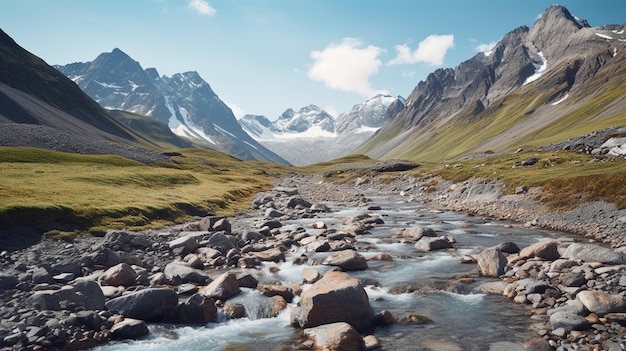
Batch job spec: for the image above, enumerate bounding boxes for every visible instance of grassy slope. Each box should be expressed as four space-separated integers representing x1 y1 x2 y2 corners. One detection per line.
0 147 290 238
360 53 626 163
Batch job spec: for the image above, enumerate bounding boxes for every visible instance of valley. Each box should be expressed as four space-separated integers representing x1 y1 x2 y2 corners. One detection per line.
0 3 625 351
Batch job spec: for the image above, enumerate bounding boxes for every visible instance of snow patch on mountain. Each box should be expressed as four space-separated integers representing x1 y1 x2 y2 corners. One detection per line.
524 51 547 85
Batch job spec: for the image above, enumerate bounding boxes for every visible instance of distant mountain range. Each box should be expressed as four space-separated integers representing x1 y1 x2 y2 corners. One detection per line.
239 95 403 165
1 4 624 166
55 49 288 164
359 5 626 161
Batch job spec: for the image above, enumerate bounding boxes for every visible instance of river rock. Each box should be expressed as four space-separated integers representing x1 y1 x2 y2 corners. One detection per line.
99 263 138 287
105 288 178 322
303 322 364 351
322 250 368 271
291 271 375 330
163 262 211 284
402 226 437 241
519 240 560 261
168 235 199 254
476 247 507 277
563 243 626 264
166 293 217 324
110 318 149 340
302 268 322 284
201 272 240 300
248 247 285 262
206 232 236 254
414 237 452 252
287 197 312 209
548 301 589 333
258 284 295 302
576 290 626 316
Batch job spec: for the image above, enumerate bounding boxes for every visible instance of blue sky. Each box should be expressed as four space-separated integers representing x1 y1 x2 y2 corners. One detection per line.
1 1 624 119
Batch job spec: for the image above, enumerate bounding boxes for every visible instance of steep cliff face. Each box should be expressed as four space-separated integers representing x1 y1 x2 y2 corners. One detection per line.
364 5 626 162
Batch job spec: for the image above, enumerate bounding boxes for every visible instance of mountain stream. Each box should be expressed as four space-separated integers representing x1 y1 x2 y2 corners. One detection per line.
94 195 581 351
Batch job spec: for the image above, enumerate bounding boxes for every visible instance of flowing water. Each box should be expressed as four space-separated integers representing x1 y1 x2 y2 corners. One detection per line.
95 195 580 351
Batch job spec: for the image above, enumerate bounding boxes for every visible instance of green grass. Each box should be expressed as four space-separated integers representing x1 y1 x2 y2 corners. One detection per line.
413 151 626 210
0 146 291 239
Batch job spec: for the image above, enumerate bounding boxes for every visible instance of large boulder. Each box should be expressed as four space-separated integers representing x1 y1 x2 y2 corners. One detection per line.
303 322 364 351
548 301 589 333
168 235 199 254
322 250 368 271
414 237 452 252
206 232 236 254
563 243 626 264
201 272 240 300
402 226 437 241
99 263 138 287
476 247 507 277
164 262 211 284
29 281 105 311
519 240 560 261
577 290 626 316
166 293 217 324
291 271 375 331
110 318 149 340
105 288 178 322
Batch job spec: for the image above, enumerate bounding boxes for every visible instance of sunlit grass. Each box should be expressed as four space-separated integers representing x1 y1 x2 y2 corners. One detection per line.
0 147 291 238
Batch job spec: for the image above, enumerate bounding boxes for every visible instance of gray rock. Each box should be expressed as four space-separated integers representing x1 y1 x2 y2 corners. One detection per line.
0 273 18 290
402 226 437 241
207 232 235 254
519 240 560 261
31 266 54 284
476 247 507 277
105 288 178 322
110 318 149 340
548 301 589 333
322 250 368 271
166 293 217 324
414 237 452 252
559 271 587 287
577 290 626 316
563 243 626 264
168 235 199 254
163 263 211 285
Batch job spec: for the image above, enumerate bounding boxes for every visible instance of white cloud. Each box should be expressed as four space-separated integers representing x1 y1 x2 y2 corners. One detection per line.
475 41 497 53
388 34 454 66
187 0 216 16
308 38 388 98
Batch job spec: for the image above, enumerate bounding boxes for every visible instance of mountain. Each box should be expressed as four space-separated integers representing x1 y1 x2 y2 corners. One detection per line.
0 29 134 142
335 94 404 134
55 49 289 164
239 96 402 165
360 5 626 162
0 28 181 164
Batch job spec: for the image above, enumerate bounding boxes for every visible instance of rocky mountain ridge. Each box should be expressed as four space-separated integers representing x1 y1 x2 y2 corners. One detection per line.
362 5 626 162
55 49 288 164
239 95 403 165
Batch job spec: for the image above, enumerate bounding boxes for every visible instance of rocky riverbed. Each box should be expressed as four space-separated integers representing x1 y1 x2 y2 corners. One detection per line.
0 171 625 351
